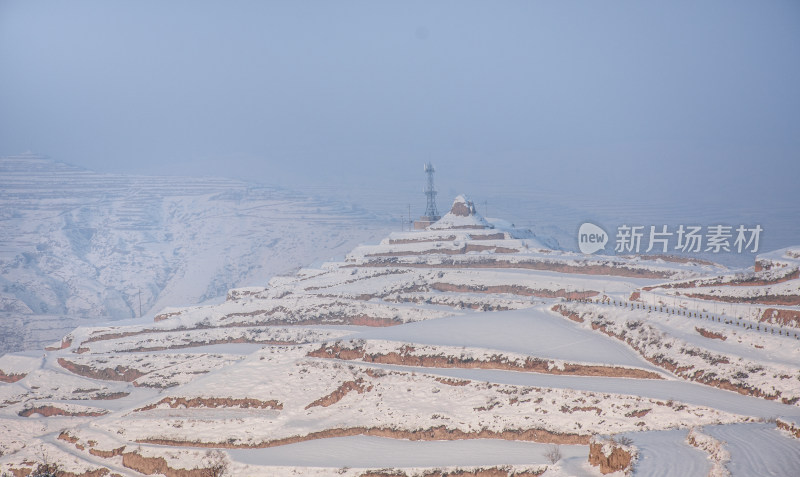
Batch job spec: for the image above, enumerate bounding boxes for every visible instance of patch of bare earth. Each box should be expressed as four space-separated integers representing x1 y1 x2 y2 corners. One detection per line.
308 343 662 379
551 304 584 323
305 378 371 409
364 244 520 257
760 308 800 328
351 257 675 279
683 292 800 307
0 369 26 383
588 439 635 475
121 451 207 477
58 432 127 459
124 337 298 352
388 235 457 244
646 267 799 290
136 426 591 448
58 358 146 382
695 327 727 340
18 405 107 418
45 336 73 350
468 233 506 240
135 396 283 412
5 467 110 477
429 282 598 300
777 419 800 439
86 307 403 345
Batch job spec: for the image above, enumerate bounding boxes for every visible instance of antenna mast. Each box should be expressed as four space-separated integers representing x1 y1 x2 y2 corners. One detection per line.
423 162 439 219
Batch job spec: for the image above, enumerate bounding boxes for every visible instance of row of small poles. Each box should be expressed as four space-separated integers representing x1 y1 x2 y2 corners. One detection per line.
564 295 799 340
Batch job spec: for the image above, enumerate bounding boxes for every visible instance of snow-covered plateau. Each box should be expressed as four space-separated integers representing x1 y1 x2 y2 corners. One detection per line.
1 186 799 476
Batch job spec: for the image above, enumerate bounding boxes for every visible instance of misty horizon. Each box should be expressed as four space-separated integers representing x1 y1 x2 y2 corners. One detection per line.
1 1 798 207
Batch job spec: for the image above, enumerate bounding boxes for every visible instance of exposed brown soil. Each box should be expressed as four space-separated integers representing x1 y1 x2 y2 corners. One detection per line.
124 337 298 352
58 358 146 382
308 343 662 379
304 269 411 293
760 308 800 328
626 254 717 266
588 441 634 474
451 200 474 217
430 283 597 300
683 292 800 307
153 311 183 322
122 451 207 477
384 293 514 312
469 233 507 241
0 369 26 383
221 316 401 328
58 431 84 450
135 396 283 412
61 469 111 477
9 469 112 477
351 258 675 279
84 311 404 346
89 306 355 343
18 405 107 418
84 329 151 344
388 236 457 244
551 304 584 323
648 267 799 290
305 378 370 409
437 224 493 230
137 425 591 448
695 327 727 341
45 336 73 350
365 244 520 258
89 446 126 458
777 419 800 439
222 307 404 327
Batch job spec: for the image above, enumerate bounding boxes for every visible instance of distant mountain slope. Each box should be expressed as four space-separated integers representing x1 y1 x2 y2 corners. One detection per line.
0 154 391 353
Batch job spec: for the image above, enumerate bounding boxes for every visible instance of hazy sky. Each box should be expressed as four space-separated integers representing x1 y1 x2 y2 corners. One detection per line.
1 1 799 211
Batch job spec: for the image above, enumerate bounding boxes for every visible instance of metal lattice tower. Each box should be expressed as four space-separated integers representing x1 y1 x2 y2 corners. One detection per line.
423 162 440 218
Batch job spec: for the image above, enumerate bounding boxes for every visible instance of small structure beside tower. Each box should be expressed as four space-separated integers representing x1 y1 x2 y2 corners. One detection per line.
413 162 442 229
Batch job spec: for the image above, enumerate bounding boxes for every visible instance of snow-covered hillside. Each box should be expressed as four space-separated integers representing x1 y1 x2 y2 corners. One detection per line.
0 154 391 353
2 194 798 476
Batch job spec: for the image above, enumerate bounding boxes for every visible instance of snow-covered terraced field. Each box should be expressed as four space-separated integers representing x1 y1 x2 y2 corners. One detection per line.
228 436 588 469
620 429 711 477
705 423 800 476
2 194 799 476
